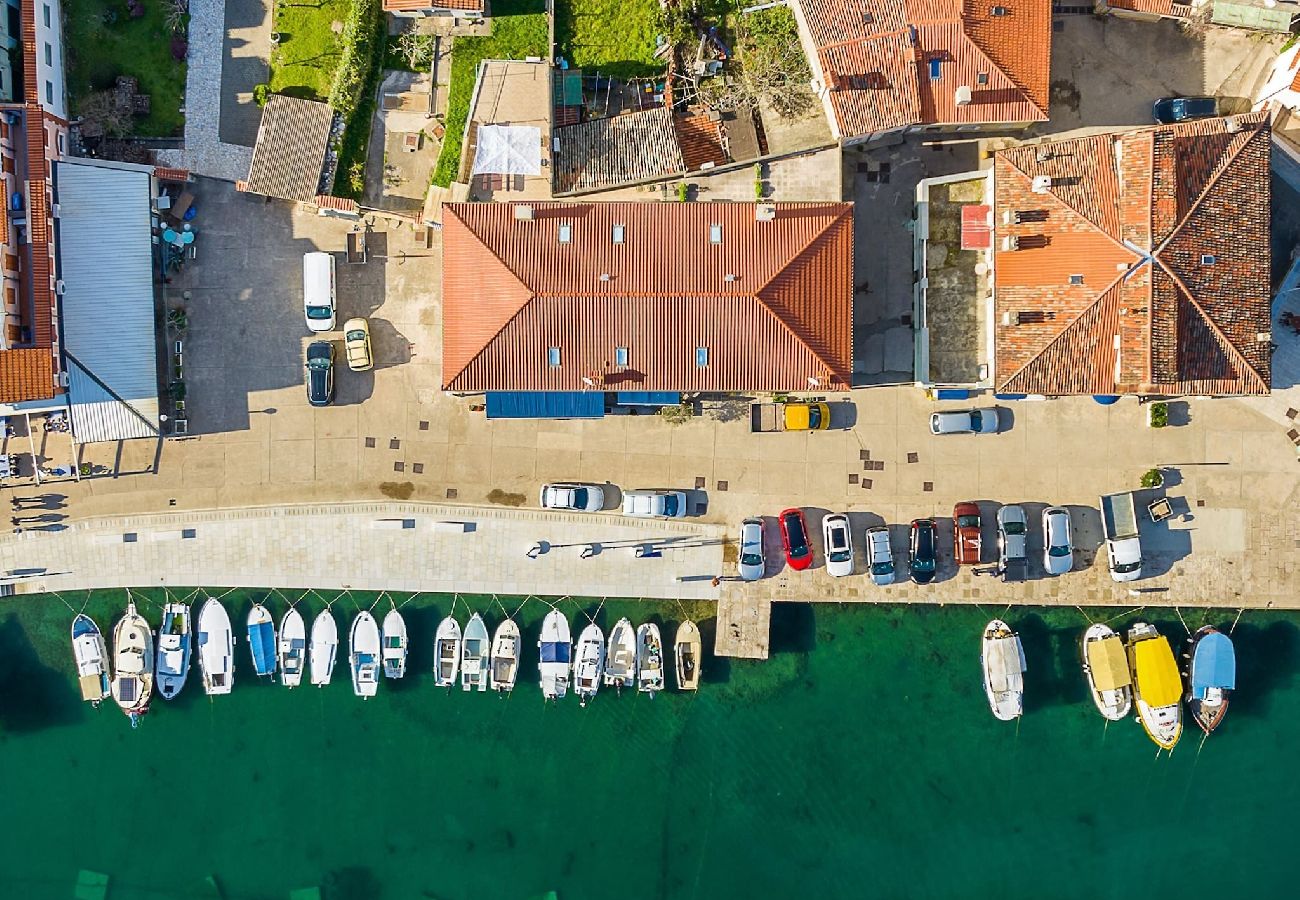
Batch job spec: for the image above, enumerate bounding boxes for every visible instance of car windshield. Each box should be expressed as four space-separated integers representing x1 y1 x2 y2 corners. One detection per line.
1002 520 1026 535
957 514 980 528
306 305 333 320
346 329 366 341
1115 560 1141 573
661 496 678 517
741 551 762 566
1049 544 1071 557
829 549 851 563
912 556 935 572
569 488 588 507
307 358 330 370
871 560 894 575
807 406 822 429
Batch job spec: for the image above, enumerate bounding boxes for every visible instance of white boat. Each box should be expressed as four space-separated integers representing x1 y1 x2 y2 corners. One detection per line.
247 603 276 678
981 619 1026 721
538 609 572 700
279 607 307 688
1128 621 1183 750
573 622 605 707
309 608 339 687
382 608 408 680
111 601 154 727
489 618 520 693
70 614 110 707
636 623 665 698
196 597 234 696
604 617 636 691
434 615 462 688
350 611 381 698
1081 623 1131 721
674 620 702 691
461 613 489 692
154 601 192 700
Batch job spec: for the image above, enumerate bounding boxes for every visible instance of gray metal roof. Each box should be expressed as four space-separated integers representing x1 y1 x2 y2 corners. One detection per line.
55 160 160 443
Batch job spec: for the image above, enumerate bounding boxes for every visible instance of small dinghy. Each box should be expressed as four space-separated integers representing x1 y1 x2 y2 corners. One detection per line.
196 597 234 696
246 603 276 679
636 623 665 698
1187 625 1236 735
1128 621 1183 750
604 617 636 692
538 609 572 700
489 618 520 693
674 620 702 692
309 608 339 687
1081 623 1131 721
434 615 462 689
350 611 381 698
981 619 1026 721
111 601 154 727
382 608 408 680
573 622 605 707
154 601 192 700
461 613 489 692
70 614 110 707
278 608 307 688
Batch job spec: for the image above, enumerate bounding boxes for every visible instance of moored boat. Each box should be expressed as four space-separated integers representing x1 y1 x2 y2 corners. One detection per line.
196 597 234 696
434 615 462 688
247 603 276 679
350 611 381 698
636 623 665 698
461 613 489 692
538 609 571 700
674 620 702 691
1080 623 1131 721
70 614 110 707
489 618 520 693
1187 625 1235 735
382 608 408 680
309 608 338 687
154 601 192 700
573 622 605 707
604 617 636 692
981 619 1026 721
1128 621 1183 750
279 607 307 688
111 601 154 727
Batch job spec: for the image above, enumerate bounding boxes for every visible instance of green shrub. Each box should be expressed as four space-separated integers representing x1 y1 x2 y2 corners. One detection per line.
1140 468 1163 489
253 83 271 107
676 181 689 202
754 179 764 199
660 402 694 425
328 0 382 122
1148 401 1168 428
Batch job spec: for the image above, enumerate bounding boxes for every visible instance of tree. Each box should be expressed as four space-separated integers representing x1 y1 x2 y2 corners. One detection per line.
700 7 815 120
77 90 132 139
394 31 436 72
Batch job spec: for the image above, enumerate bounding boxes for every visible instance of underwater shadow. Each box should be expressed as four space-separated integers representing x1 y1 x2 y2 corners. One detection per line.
699 617 731 685
0 613 85 733
1225 619 1300 718
397 601 441 690
768 602 816 655
1015 613 1081 713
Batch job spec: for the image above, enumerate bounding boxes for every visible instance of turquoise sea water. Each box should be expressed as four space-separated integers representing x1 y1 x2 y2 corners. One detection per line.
0 591 1296 900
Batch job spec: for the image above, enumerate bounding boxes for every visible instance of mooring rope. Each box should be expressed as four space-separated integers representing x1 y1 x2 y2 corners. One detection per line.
1228 607 1246 634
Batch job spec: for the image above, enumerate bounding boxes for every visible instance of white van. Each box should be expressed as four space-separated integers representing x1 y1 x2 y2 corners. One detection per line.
302 251 336 332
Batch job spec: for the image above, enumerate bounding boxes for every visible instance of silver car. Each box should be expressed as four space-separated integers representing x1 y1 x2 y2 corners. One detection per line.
997 504 1028 582
866 525 895 586
1042 506 1074 576
738 517 766 582
539 482 605 512
930 407 1000 435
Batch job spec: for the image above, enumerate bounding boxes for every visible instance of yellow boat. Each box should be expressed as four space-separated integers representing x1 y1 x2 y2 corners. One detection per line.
1127 622 1183 750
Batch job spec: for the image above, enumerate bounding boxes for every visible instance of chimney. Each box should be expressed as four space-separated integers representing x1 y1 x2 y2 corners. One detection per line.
1001 310 1022 326
1224 116 1243 134
1031 175 1052 193
514 205 535 221
954 85 972 106
1001 235 1019 251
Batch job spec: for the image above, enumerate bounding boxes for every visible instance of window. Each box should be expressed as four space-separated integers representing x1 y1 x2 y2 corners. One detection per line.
1069 274 1084 285
44 81 53 105
977 72 989 86
43 4 50 27
615 347 628 366
558 222 572 243
43 44 51 67
56 133 64 155
709 223 722 244
928 58 942 80
696 347 709 367
611 224 625 243
547 347 561 367
1201 254 1216 265
991 5 1009 15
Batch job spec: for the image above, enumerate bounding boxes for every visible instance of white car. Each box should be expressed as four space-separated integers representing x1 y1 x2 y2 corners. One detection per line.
738 517 766 582
539 483 605 512
930 407 1000 435
1042 506 1074 576
622 489 688 519
822 513 854 577
866 525 895 586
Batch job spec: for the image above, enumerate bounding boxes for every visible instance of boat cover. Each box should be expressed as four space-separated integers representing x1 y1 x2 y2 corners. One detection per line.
986 637 1023 692
1086 636 1131 691
1191 631 1236 693
1133 638 1180 706
249 621 275 675
540 641 571 664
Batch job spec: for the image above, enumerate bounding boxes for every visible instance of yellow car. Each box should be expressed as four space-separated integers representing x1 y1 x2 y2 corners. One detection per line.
343 317 372 372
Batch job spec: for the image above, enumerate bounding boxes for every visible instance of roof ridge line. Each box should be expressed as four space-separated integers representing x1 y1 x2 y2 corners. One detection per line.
1152 125 1265 256
443 302 536 391
751 296 846 384
954 28 1047 118
449 205 539 294
1001 152 1137 256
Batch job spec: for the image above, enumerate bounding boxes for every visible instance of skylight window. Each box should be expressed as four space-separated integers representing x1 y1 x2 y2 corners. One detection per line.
1069 274 1084 286
709 223 722 244
696 347 709 367
615 347 628 366
612 224 625 244
928 58 942 80
548 347 561 367
1201 254 1216 265
558 222 572 244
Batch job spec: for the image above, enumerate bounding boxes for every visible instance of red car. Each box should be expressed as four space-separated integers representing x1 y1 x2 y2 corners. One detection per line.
953 501 982 565
779 508 813 571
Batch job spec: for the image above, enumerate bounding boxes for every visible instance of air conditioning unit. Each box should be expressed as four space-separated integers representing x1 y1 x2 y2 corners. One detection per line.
1031 175 1052 193
50 203 59 218
724 273 738 282
755 203 776 222
599 273 612 282
1002 310 1022 326
513 205 534 221
54 279 64 295
954 85 972 106
1002 209 1013 225
1001 235 1019 251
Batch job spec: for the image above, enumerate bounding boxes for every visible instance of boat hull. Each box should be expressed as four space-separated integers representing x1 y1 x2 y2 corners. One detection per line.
155 603 192 700
574 623 605 706
1127 622 1183 750
434 616 462 688
382 609 409 680
461 613 489 692
111 604 154 724
538 610 572 700
674 621 702 691
279 608 307 688
196 598 234 696
71 614 110 706
489 619 520 693
636 623 665 697
309 609 338 687
1080 623 1131 722
605 618 636 689
350 612 381 698
1187 625 1235 735
246 605 277 678
981 620 1025 721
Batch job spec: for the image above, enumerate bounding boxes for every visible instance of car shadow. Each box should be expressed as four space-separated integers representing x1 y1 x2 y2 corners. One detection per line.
1064 503 1104 571
802 506 832 570
760 514 786 578
828 401 858 431
599 482 623 512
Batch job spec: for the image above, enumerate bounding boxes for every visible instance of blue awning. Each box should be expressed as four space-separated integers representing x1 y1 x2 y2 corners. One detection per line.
994 393 1028 401
615 391 680 407
1092 395 1121 406
1191 631 1236 693
540 641 571 664
248 622 276 676
934 389 970 400
485 392 605 419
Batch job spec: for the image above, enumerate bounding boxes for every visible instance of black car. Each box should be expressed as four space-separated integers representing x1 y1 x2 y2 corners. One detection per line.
1153 96 1217 125
909 518 937 585
305 340 335 407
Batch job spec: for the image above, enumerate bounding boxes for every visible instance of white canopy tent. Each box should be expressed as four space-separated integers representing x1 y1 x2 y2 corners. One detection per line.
470 125 542 176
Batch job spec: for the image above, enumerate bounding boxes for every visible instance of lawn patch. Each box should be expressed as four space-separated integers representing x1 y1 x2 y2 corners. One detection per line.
268 0 352 100
554 0 664 79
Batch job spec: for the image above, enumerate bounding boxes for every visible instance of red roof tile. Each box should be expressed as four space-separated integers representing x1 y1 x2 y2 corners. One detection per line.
993 112 1272 396
441 202 855 392
1106 0 1185 17
153 166 191 182
384 0 481 9
0 347 53 402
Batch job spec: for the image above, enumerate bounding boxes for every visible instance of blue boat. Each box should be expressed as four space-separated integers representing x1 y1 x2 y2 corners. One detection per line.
1188 626 1236 734
247 604 277 678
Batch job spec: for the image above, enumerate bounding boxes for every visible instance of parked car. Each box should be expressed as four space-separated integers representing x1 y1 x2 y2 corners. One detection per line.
622 489 688 519
909 518 937 585
302 251 336 333
779 508 813 571
738 517 766 582
343 317 372 372
1042 506 1074 576
865 525 895 586
305 340 335 407
540 482 605 512
1153 96 1217 125
930 407 999 435
953 501 982 566
997 504 1029 583
822 513 854 578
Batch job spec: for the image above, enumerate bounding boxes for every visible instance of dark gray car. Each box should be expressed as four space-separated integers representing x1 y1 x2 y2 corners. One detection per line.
306 340 335 407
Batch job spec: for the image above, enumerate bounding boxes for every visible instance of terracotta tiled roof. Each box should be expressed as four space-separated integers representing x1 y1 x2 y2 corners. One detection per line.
152 166 190 182
0 347 53 402
1106 0 1186 17
993 112 1272 396
673 113 728 172
796 0 1049 141
314 194 358 212
441 202 854 392
385 0 481 9
244 95 334 203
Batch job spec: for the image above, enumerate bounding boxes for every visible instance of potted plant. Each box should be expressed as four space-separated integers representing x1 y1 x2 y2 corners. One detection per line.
1140 468 1164 489
1146 401 1169 428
